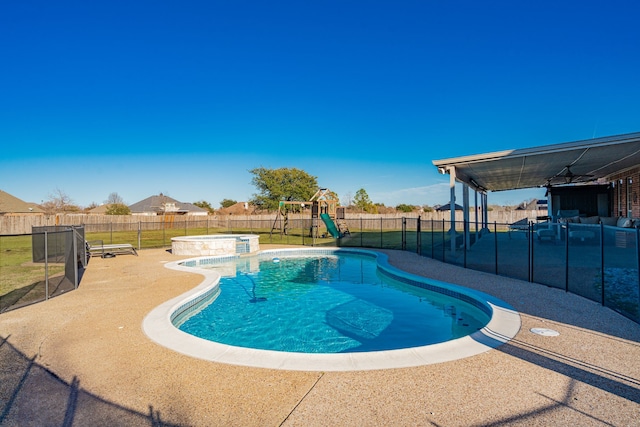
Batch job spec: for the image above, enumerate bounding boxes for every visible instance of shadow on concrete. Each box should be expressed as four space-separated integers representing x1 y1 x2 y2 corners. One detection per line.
458 337 640 426
465 379 617 427
501 337 640 402
0 335 184 427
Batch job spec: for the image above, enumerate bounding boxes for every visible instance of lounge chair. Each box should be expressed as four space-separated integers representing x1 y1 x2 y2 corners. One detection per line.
508 218 530 238
87 240 138 257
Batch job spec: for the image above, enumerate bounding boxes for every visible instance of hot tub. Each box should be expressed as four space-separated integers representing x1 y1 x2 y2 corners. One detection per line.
171 234 260 256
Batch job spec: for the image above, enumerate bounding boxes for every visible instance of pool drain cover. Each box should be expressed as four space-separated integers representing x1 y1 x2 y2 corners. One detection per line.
530 328 559 336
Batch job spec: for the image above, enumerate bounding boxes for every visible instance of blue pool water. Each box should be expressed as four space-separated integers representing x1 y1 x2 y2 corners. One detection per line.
178 252 490 353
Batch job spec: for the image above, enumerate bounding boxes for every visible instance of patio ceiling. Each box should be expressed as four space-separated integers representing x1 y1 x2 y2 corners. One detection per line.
432 132 640 192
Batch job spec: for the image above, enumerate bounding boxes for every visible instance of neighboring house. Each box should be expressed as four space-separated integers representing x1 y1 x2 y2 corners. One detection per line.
0 190 45 215
435 203 463 211
129 193 208 216
515 198 547 211
87 204 114 215
217 202 255 215
179 202 210 216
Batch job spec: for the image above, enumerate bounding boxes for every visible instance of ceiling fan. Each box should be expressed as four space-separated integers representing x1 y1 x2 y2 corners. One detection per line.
546 165 595 186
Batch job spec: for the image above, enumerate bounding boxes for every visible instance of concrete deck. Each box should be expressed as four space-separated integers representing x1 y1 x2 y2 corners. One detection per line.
1 246 639 426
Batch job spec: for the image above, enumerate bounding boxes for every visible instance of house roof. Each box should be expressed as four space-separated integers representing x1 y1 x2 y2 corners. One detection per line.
0 190 45 214
516 199 546 210
88 204 115 214
217 202 254 215
432 131 640 192
129 194 207 214
180 202 209 213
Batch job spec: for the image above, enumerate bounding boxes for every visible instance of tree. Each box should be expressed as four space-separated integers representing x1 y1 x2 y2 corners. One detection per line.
325 190 340 205
343 191 353 207
396 204 415 213
105 192 124 205
249 167 318 211
219 199 237 209
353 188 377 213
85 202 99 211
105 204 131 215
194 200 215 214
40 188 80 214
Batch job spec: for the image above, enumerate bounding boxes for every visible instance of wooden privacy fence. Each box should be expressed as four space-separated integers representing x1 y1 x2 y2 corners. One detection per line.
0 210 541 235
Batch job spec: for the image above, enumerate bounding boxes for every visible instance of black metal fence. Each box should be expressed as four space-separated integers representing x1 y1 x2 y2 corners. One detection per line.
78 217 409 249
2 217 638 324
398 218 639 325
1 227 85 313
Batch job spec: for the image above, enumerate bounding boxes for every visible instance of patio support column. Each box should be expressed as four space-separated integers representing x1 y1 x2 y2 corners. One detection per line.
547 193 554 220
463 183 470 249
474 188 479 240
449 167 457 254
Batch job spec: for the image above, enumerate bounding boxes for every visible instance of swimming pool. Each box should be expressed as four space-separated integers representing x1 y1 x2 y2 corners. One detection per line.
143 248 521 371
178 252 490 353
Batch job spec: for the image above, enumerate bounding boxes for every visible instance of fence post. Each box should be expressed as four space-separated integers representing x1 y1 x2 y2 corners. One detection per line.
600 222 605 305
494 221 498 275
138 222 141 250
528 222 533 282
44 231 49 300
402 217 406 251
636 227 640 318
442 218 445 261
417 216 421 255
380 217 383 248
463 221 467 269
72 228 78 289
360 218 363 247
565 224 569 292
431 219 434 259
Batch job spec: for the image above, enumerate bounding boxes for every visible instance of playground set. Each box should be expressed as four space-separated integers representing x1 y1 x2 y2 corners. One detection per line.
270 188 350 238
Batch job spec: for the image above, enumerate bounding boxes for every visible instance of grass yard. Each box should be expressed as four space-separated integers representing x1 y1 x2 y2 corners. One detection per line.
84 227 443 251
0 235 65 312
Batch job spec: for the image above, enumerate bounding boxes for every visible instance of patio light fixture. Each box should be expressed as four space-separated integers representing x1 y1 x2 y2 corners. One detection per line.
563 166 575 184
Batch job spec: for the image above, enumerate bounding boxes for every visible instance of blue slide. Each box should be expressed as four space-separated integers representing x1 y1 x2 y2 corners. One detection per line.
320 213 341 238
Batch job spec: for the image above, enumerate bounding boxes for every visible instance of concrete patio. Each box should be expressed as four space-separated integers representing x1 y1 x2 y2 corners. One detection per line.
1 246 639 426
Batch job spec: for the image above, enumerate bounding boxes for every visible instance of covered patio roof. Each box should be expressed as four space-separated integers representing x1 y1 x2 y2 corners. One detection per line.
432 132 640 192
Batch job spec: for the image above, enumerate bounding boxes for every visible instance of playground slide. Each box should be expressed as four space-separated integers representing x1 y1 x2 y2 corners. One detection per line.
320 214 341 238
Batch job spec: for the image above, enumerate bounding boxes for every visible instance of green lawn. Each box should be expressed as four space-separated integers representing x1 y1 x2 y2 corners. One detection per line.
0 235 65 311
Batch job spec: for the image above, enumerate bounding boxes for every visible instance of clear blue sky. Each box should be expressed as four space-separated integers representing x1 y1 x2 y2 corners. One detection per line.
2 1 639 209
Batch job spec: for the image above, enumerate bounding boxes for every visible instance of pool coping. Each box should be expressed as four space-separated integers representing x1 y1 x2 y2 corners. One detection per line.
142 248 521 371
